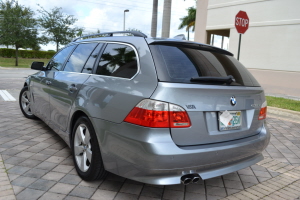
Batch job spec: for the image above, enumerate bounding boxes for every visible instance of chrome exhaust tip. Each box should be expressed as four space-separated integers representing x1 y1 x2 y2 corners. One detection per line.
181 174 193 185
192 174 201 183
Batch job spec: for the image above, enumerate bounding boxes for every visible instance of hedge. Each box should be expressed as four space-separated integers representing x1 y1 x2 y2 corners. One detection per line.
0 48 56 59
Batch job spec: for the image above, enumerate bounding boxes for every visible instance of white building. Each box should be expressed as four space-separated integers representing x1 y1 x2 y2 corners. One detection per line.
194 0 300 97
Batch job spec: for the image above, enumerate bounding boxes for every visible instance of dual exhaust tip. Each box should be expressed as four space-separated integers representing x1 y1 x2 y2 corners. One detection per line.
181 174 201 185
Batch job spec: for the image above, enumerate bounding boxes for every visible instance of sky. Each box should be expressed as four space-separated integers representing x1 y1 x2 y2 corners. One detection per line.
17 0 197 51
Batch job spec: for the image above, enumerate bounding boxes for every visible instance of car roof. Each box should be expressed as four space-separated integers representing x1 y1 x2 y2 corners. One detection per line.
71 31 233 56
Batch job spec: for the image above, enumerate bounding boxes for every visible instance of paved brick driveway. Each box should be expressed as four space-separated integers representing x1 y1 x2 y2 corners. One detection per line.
1 99 300 199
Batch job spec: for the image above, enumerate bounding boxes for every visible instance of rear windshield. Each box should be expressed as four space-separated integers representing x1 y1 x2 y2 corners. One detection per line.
149 45 260 87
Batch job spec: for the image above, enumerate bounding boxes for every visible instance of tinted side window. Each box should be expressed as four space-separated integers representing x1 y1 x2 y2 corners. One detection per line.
149 45 260 87
82 43 103 74
95 43 138 78
64 43 98 73
48 46 75 71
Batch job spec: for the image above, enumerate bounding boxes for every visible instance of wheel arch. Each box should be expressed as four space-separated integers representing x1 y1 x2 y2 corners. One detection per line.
69 110 89 144
24 76 31 88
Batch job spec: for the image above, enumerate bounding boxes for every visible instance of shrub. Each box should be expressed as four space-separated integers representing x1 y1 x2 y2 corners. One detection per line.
0 48 55 59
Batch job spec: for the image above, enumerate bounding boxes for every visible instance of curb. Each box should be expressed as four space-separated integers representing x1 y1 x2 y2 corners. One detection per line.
266 94 300 101
0 67 30 70
268 106 300 122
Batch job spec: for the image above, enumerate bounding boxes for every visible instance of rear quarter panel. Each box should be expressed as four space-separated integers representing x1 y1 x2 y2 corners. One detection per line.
70 37 158 124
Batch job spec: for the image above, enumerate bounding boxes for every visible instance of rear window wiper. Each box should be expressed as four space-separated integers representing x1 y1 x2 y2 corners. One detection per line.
190 75 235 84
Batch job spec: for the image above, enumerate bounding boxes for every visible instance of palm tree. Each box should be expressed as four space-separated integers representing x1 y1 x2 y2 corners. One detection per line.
151 0 158 37
161 0 172 38
178 7 196 40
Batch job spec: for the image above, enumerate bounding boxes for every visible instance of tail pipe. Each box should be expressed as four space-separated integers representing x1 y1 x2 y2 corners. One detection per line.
181 174 201 185
192 174 201 183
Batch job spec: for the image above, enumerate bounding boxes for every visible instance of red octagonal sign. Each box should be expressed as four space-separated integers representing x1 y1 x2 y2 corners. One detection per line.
235 11 249 34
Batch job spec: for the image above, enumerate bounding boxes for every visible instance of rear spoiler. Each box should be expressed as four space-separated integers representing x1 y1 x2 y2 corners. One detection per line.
147 40 233 56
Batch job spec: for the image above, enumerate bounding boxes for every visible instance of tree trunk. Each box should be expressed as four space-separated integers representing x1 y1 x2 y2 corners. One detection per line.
187 28 190 40
15 46 18 66
161 0 172 38
56 43 59 52
151 0 158 37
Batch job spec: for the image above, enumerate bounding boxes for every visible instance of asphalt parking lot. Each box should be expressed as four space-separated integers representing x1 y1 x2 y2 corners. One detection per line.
1 68 300 200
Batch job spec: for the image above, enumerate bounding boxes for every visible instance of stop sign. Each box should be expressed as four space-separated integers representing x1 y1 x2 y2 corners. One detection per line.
235 11 249 34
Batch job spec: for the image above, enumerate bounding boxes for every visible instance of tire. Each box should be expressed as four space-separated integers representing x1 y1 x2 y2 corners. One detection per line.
19 86 37 119
71 116 107 181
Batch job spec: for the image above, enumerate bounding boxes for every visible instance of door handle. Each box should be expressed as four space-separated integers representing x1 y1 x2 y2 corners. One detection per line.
46 80 52 85
69 84 77 92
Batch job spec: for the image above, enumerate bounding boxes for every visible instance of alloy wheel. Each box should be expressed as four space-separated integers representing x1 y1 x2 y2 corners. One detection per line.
74 124 92 172
21 90 33 116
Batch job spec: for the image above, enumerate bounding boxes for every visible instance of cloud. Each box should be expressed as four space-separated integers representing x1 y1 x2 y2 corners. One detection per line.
18 0 197 50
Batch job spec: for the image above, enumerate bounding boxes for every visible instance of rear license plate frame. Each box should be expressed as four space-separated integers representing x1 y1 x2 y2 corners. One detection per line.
218 110 242 131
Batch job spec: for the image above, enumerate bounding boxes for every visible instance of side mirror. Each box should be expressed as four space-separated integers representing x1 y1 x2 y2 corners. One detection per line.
31 62 45 70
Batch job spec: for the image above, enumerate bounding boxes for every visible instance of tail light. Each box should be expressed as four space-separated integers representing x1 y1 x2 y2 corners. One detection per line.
124 99 191 128
169 104 190 128
258 101 267 120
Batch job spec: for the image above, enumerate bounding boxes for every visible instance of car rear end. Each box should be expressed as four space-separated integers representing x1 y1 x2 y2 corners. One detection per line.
147 41 268 146
98 38 270 185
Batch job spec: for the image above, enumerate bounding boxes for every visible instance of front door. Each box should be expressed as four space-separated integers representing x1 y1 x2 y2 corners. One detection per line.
30 70 54 124
31 45 76 124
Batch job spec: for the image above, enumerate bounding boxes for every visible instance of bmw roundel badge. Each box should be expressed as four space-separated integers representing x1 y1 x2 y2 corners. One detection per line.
230 96 237 106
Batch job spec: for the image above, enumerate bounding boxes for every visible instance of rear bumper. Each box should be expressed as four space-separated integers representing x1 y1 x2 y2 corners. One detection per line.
91 117 270 185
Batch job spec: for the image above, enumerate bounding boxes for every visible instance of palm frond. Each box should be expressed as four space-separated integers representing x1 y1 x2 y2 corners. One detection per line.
178 7 196 33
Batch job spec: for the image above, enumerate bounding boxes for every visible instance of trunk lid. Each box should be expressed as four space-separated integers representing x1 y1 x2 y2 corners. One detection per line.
151 83 265 145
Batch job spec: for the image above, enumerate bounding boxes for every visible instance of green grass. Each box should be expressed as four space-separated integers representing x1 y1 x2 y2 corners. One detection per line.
0 57 50 68
266 96 300 112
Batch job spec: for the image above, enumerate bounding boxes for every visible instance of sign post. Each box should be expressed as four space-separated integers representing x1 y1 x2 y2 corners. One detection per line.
235 11 249 60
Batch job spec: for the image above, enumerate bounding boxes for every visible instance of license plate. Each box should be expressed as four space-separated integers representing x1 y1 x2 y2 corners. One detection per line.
218 111 242 131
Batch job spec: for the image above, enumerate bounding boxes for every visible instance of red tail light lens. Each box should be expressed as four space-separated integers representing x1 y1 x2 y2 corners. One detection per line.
124 99 169 128
169 104 191 128
258 101 267 120
124 99 191 128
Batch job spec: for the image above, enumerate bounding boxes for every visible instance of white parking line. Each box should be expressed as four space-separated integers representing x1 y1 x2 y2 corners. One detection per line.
0 90 16 101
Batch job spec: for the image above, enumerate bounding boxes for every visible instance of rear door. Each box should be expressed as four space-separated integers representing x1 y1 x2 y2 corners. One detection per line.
49 43 103 132
149 44 265 146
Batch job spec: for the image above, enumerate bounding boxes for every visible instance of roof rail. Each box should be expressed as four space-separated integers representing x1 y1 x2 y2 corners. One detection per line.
73 31 147 42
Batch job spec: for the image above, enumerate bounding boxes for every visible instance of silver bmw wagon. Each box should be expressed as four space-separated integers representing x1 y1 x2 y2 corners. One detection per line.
19 31 270 185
